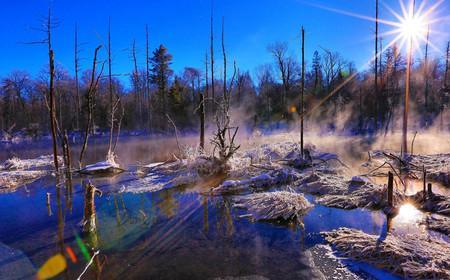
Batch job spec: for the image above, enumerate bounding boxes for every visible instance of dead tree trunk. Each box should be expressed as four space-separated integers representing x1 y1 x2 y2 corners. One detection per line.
199 75 205 150
47 9 59 172
74 24 81 131
107 18 115 155
146 25 152 132
205 52 209 116
300 26 305 157
132 40 141 128
442 42 450 131
210 2 215 113
445 42 450 89
374 0 379 130
79 46 103 168
424 26 430 112
62 130 72 175
222 17 227 101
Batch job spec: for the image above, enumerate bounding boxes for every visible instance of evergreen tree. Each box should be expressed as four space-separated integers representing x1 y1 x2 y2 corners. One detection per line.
150 45 173 120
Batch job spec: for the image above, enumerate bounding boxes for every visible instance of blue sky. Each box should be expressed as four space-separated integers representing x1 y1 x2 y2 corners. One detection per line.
0 0 449 87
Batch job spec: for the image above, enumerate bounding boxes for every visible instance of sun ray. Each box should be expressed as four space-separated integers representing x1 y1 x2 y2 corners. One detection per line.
301 1 401 27
381 0 404 22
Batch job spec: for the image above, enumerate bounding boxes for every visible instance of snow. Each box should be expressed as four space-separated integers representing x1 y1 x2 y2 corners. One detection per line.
322 227 450 279
79 152 123 175
121 160 199 193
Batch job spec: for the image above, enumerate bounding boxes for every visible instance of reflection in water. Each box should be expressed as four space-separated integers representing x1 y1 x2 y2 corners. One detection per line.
158 190 179 218
390 203 427 235
215 198 234 237
56 182 68 280
113 194 122 227
64 174 73 214
395 203 422 224
203 196 209 233
46 192 52 216
82 181 105 279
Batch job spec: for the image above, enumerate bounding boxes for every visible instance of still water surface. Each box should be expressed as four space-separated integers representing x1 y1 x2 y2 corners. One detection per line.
0 136 446 279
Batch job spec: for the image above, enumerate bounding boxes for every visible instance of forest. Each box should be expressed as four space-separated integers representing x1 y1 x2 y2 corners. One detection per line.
1 11 448 140
0 1 450 280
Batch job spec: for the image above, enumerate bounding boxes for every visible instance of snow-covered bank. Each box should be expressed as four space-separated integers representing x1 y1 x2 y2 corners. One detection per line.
365 151 450 186
322 227 450 279
421 215 450 237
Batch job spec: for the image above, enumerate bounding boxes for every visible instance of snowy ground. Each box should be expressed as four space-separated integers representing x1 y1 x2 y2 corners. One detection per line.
0 155 60 192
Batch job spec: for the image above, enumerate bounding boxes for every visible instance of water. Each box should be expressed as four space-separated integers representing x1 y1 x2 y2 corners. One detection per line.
0 137 448 279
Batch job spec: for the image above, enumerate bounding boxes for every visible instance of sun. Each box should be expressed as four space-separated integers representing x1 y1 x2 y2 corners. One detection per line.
399 13 427 41
305 0 446 57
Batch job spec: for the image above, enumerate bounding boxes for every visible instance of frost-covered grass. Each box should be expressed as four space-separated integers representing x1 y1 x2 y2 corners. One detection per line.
410 191 450 216
322 227 450 279
296 172 348 195
296 171 405 210
365 151 450 186
0 155 59 191
212 168 299 195
0 170 46 191
0 155 60 171
421 215 450 236
234 191 312 221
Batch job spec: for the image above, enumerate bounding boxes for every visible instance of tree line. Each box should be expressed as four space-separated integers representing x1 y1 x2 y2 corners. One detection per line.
1 14 450 143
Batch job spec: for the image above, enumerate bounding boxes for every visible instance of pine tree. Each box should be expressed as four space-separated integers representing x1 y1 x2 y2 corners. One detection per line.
150 45 173 126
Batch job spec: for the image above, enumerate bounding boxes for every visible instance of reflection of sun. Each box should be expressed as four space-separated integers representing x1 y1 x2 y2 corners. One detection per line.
396 203 421 224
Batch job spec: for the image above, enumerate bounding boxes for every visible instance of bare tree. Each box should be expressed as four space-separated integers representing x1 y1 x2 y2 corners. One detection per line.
211 18 238 168
205 51 209 114
146 24 152 132
374 0 379 129
79 46 104 168
222 17 227 101
199 74 205 150
402 0 415 156
441 41 450 131
445 42 449 89
300 27 305 156
268 42 295 114
74 23 81 130
46 9 59 172
131 40 142 126
107 18 115 155
424 26 430 111
210 1 215 113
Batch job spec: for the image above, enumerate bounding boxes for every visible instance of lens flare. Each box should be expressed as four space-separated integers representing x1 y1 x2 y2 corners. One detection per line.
400 13 427 41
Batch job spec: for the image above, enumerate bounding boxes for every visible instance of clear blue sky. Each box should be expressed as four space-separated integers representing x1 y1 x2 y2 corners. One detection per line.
0 0 449 88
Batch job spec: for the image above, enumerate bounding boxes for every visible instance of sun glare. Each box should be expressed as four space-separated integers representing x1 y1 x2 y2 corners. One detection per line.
396 203 422 224
399 14 427 41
